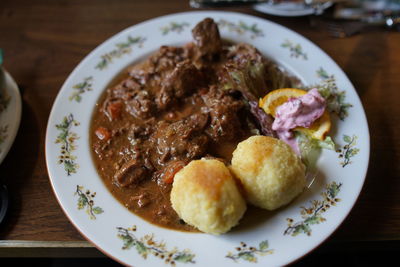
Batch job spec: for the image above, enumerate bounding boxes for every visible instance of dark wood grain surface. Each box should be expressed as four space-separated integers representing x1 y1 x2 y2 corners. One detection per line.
0 0 399 251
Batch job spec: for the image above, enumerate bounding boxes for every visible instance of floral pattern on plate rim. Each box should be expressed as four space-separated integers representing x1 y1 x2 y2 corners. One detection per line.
95 36 146 70
69 76 93 102
75 185 104 220
160 22 190 35
337 135 359 167
308 68 358 167
55 113 80 175
117 226 196 265
312 67 353 120
284 181 342 236
281 39 308 60
48 15 365 266
226 240 274 263
217 19 264 39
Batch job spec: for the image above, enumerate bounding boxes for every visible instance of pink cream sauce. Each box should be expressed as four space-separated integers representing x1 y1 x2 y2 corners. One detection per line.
272 88 326 153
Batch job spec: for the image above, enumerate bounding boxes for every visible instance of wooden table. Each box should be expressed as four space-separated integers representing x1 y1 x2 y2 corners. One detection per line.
0 0 399 262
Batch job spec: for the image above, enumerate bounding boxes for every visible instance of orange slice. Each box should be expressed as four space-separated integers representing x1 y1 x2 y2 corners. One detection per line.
259 88 331 140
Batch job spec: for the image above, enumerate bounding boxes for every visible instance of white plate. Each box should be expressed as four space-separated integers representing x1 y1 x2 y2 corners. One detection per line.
0 69 22 164
45 11 369 266
254 1 333 17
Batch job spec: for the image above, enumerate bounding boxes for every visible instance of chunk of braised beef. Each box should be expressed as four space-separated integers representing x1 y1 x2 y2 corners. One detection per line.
168 61 204 98
123 77 142 90
106 76 156 119
129 68 152 86
201 86 245 142
149 46 188 74
109 78 142 100
185 134 209 159
192 18 222 58
114 158 149 187
208 106 243 142
156 61 204 110
151 113 210 167
125 90 155 119
170 113 209 141
168 118 209 160
155 88 173 111
187 113 209 132
128 122 153 140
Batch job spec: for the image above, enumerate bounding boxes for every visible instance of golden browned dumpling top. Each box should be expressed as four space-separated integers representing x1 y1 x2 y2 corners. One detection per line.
230 135 306 211
170 158 246 235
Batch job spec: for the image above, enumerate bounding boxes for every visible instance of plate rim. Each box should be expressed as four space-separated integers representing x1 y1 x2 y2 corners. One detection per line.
253 1 333 17
45 10 370 266
0 69 22 165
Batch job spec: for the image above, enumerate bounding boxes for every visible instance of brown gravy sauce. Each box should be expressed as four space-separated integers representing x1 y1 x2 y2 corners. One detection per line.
90 18 296 232
90 63 253 232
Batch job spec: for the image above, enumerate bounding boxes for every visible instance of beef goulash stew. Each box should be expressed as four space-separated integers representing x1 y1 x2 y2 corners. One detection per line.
91 18 297 231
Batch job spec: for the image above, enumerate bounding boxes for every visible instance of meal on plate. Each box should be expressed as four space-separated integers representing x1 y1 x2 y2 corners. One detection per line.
91 18 333 234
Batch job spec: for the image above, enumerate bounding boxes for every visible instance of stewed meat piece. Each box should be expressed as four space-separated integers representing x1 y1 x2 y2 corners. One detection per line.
192 18 222 58
151 113 210 167
125 90 155 119
156 61 204 110
201 86 246 142
114 158 149 187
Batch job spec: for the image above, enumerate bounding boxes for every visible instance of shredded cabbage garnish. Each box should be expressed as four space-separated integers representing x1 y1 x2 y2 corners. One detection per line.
296 132 336 170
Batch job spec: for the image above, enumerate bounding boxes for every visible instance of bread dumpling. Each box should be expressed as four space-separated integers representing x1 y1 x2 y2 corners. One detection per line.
170 158 246 235
230 136 306 210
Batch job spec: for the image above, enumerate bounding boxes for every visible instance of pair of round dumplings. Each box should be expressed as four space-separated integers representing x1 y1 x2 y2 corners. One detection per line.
170 136 306 235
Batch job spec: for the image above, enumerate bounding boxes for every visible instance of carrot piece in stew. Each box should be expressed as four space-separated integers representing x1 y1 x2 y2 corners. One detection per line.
95 127 111 141
163 161 186 184
106 101 123 120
